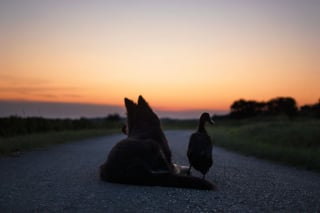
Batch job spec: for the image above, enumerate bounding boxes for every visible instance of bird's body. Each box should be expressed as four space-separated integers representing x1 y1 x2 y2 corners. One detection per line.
187 113 214 179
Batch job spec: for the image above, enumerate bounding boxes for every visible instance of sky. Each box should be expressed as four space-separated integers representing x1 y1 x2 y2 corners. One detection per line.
0 0 319 118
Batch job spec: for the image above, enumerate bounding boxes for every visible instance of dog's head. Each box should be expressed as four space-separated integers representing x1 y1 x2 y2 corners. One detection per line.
124 95 161 135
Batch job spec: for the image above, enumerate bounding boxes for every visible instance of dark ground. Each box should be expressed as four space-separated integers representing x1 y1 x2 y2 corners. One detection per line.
0 130 319 212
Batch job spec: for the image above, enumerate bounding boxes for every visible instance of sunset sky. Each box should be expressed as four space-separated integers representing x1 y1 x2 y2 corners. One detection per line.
0 0 319 118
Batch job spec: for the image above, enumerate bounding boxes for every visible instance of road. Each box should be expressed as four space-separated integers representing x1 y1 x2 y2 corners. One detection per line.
0 130 319 212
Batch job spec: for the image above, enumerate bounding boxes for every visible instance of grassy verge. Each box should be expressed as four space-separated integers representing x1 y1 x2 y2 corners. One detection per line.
161 119 198 130
208 118 320 172
2 117 320 173
0 129 118 156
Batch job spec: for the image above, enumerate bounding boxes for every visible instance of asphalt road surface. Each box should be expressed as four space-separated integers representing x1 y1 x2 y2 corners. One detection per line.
0 130 319 212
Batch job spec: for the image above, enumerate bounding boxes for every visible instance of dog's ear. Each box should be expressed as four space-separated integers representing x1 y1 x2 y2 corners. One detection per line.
138 95 152 112
137 95 160 125
124 98 137 117
124 98 137 135
125 98 136 112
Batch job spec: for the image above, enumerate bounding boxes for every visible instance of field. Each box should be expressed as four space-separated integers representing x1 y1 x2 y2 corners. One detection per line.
0 116 123 155
1 116 319 173
0 129 118 156
208 117 320 172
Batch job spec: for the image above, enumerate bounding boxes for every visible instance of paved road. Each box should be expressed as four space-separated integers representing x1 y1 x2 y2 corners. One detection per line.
0 130 319 212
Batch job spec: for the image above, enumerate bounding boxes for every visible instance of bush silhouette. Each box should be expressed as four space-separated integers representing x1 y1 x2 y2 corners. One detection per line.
230 97 298 118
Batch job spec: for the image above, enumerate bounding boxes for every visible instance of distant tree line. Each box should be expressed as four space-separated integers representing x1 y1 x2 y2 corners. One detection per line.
230 97 320 119
1 97 319 137
300 99 320 117
0 113 123 137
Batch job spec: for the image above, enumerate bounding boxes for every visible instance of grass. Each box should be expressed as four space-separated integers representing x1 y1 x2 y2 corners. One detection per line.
208 117 320 172
2 116 320 173
162 118 198 130
0 128 118 156
0 118 197 156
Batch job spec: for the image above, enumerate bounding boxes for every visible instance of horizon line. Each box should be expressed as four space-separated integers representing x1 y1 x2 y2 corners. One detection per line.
0 100 229 119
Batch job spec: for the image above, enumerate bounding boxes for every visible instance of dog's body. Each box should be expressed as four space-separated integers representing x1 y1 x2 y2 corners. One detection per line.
100 96 215 190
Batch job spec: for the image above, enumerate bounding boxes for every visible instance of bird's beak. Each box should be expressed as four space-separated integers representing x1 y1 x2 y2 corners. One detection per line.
209 119 215 124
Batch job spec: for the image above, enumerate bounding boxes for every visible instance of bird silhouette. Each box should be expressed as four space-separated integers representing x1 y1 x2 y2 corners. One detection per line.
187 112 214 179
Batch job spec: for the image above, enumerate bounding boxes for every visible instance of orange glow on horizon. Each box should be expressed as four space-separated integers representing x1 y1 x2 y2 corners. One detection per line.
1 1 319 114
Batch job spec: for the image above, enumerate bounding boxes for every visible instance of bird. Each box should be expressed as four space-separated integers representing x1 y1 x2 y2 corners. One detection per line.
187 112 214 179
